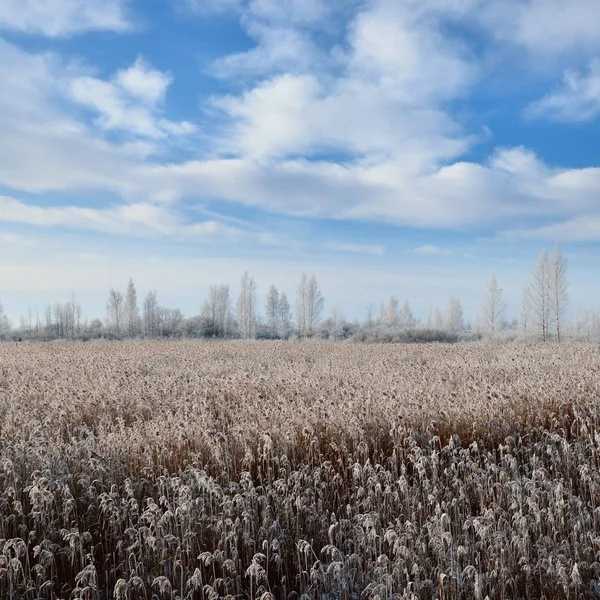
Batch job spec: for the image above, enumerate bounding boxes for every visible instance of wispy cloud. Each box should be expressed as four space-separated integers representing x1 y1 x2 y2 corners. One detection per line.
414 244 454 256
499 216 600 243
526 58 600 122
69 56 196 139
0 195 239 241
324 242 385 256
0 0 131 37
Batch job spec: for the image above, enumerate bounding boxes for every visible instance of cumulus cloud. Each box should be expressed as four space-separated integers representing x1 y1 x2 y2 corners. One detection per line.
0 0 600 248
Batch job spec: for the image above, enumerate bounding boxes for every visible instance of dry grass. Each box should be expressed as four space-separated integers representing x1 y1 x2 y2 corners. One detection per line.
0 340 599 599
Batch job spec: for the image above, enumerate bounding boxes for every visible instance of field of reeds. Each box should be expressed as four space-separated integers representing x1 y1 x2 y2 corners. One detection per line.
0 341 599 599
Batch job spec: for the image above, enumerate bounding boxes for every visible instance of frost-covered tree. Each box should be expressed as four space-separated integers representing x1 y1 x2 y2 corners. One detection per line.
201 284 232 338
446 297 464 333
549 247 568 342
525 250 551 341
265 285 280 338
106 289 124 336
124 278 141 337
0 301 10 338
399 300 417 329
143 290 159 337
277 292 291 339
381 296 399 328
296 273 324 337
481 276 506 338
236 271 258 340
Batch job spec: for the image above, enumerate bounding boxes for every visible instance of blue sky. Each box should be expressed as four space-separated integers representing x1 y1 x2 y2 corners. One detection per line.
1 0 600 323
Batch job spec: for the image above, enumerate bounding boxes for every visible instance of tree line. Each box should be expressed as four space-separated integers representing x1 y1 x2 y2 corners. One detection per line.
0 248 597 342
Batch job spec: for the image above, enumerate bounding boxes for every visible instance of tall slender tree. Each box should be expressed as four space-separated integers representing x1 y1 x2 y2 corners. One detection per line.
306 274 324 337
0 301 10 338
549 247 568 342
106 289 124 337
382 296 399 329
296 272 308 337
525 250 551 341
236 271 258 340
265 285 280 338
124 279 141 337
481 276 506 338
296 273 324 337
446 297 464 333
277 292 291 339
399 300 416 329
143 290 159 337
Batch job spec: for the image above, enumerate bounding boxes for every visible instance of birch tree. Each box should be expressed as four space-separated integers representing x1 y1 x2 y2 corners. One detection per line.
306 274 324 337
265 285 280 338
399 300 416 329
525 250 551 341
106 289 124 337
0 301 10 338
296 273 308 337
446 297 464 333
124 278 141 337
382 296 399 329
277 292 291 339
236 271 258 340
549 247 568 342
296 273 324 337
481 276 506 338
143 290 159 337
201 284 232 338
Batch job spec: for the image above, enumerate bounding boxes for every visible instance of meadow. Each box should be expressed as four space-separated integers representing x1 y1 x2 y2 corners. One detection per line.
0 340 599 599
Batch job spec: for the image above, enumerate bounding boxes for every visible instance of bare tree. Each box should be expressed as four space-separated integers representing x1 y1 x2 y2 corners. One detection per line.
520 285 530 339
549 247 568 342
525 250 551 341
399 300 416 329
446 297 464 333
296 273 308 337
143 290 159 337
0 301 10 338
236 271 258 340
328 306 345 340
157 307 184 337
265 285 280 338
381 296 399 329
107 289 124 337
481 276 506 339
277 292 291 339
364 303 376 328
296 273 324 338
201 284 232 338
124 278 141 337
306 274 324 337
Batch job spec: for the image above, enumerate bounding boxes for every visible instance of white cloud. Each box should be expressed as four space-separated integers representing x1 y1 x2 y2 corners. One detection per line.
526 58 600 122
116 57 172 104
0 195 239 241
69 57 195 139
1 1 600 243
414 245 454 256
324 242 385 256
0 0 131 37
181 0 245 16
500 216 600 242
480 0 600 59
